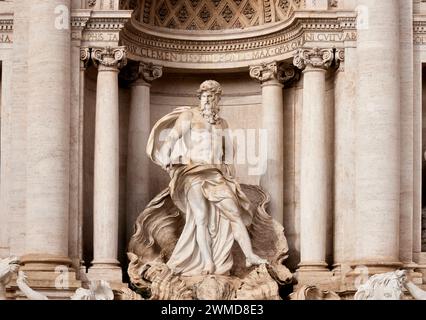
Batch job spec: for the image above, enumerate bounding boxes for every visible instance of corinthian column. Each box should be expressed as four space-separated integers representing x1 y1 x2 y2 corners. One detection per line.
352 0 401 273
127 63 163 241
88 47 127 283
293 48 334 273
250 62 295 225
23 0 72 270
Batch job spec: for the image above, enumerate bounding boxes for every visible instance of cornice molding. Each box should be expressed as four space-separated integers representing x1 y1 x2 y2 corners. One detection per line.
71 10 132 45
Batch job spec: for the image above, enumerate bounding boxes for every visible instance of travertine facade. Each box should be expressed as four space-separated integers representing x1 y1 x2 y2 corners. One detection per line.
1 0 426 299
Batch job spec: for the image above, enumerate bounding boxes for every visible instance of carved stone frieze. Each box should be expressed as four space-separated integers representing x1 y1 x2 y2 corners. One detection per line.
92 46 128 70
71 10 132 45
122 12 356 69
413 18 426 46
293 47 334 70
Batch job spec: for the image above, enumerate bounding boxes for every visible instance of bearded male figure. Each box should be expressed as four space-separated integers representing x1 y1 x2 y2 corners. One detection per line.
129 80 269 277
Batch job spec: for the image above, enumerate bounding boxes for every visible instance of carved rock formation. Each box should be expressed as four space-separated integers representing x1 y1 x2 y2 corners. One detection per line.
127 184 293 300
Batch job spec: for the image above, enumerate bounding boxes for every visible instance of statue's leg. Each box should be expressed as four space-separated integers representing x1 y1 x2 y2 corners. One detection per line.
187 183 215 275
217 198 268 267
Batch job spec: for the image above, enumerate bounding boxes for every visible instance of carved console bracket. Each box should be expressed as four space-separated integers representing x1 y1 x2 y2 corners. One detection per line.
71 9 133 47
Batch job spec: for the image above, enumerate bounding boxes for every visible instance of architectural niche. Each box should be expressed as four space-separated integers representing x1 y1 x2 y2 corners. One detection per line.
134 0 302 30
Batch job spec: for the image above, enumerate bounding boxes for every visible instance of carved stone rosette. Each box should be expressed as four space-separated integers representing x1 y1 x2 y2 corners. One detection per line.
293 47 334 70
249 61 297 84
92 46 128 71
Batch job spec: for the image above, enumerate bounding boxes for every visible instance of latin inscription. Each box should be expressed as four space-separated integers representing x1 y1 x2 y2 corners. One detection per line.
73 31 119 42
126 31 356 64
127 38 305 63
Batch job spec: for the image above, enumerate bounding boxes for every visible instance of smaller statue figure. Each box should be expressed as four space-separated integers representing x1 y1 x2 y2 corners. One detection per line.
0 256 20 300
70 280 114 300
16 271 49 300
354 270 407 300
404 277 426 300
16 270 114 301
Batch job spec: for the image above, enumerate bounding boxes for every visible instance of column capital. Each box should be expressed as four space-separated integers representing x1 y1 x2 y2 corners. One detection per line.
249 62 296 84
293 47 334 70
92 46 127 71
80 47 91 70
137 62 163 84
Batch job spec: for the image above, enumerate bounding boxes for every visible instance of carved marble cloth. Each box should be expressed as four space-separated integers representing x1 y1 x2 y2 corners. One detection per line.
140 107 252 275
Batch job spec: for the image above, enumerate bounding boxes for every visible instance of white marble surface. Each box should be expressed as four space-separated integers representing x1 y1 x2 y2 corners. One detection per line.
353 0 400 264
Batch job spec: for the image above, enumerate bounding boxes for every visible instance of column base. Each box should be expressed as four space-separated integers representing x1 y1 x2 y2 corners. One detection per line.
12 254 81 300
295 262 338 291
88 261 123 290
297 262 329 272
413 253 426 285
348 261 403 274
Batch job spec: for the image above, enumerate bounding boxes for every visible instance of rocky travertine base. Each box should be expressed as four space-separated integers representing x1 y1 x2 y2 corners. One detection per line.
125 254 291 300
290 285 340 300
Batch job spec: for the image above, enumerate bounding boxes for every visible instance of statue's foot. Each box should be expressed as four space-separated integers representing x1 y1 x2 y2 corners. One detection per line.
202 262 216 275
246 255 268 268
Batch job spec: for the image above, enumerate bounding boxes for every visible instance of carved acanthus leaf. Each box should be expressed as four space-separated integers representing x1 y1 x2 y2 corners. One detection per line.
249 62 296 83
92 46 128 69
293 47 334 70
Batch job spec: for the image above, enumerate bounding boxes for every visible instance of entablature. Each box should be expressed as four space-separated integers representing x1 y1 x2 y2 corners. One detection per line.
122 10 356 70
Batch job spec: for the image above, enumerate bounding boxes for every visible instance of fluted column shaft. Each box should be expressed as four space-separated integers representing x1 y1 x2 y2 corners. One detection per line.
354 0 401 268
24 0 72 267
89 47 127 281
250 62 295 225
294 48 334 271
127 63 163 241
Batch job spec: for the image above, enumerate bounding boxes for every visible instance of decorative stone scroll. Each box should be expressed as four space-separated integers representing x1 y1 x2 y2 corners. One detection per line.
334 48 345 71
80 47 91 69
92 46 128 70
249 61 296 83
138 62 163 83
293 47 334 70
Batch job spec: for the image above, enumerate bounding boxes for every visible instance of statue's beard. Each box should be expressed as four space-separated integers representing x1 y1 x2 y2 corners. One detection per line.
200 105 220 124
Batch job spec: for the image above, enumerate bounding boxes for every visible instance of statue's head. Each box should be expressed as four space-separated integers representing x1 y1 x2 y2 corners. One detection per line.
197 80 222 109
197 80 222 124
